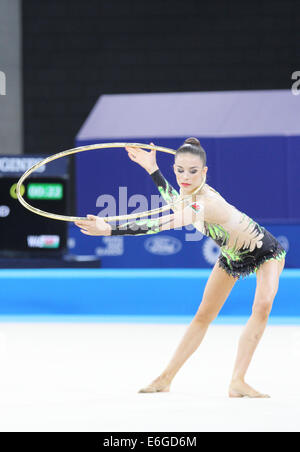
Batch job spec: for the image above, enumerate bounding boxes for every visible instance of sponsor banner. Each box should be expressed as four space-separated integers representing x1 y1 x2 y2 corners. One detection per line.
68 223 298 268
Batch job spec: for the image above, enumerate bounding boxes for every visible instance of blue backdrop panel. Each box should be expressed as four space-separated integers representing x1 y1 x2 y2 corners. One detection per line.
74 136 300 223
71 136 299 268
215 136 289 221
0 269 299 317
68 222 299 268
287 136 300 219
72 91 300 269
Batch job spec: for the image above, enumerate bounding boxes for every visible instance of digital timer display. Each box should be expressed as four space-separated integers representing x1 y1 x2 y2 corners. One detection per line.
27 183 64 200
0 177 67 255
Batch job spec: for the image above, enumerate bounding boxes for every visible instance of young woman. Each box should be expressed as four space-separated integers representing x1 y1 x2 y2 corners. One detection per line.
74 138 286 398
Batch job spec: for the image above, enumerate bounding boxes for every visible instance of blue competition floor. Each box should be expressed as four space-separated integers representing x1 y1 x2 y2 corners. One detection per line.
0 315 299 324
0 268 299 321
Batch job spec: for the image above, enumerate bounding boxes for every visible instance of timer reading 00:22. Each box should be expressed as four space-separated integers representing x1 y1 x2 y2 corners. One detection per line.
27 183 64 200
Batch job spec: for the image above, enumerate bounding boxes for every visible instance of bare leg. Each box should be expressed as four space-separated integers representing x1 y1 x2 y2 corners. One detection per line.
138 317 210 393
139 262 238 393
229 258 285 398
229 315 271 398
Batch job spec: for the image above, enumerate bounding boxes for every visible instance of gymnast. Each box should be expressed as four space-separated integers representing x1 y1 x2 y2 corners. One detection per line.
74 138 286 398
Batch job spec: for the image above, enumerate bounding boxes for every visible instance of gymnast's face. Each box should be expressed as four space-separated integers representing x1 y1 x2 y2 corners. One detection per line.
173 153 208 195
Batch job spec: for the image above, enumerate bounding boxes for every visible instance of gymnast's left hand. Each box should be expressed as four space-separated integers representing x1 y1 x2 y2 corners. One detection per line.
74 215 112 236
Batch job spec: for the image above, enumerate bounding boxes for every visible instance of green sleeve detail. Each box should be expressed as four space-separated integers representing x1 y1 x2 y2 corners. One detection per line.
150 169 180 205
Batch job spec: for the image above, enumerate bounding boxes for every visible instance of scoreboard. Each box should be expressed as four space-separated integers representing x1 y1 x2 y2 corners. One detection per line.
0 155 70 257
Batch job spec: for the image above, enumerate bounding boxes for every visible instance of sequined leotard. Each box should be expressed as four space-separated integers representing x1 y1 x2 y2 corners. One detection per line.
110 169 286 279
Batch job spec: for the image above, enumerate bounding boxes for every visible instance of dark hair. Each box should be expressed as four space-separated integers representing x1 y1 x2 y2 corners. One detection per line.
176 137 206 166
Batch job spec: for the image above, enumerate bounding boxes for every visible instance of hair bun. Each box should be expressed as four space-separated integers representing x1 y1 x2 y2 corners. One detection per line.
184 137 201 147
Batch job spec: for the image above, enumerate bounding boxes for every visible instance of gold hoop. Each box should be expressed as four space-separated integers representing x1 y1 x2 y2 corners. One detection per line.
16 142 206 222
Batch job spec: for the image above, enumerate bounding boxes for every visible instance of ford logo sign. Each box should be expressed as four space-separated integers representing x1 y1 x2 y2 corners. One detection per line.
144 235 182 256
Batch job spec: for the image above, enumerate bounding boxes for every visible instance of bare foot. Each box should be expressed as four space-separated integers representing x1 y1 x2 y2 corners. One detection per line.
138 376 171 393
229 380 270 398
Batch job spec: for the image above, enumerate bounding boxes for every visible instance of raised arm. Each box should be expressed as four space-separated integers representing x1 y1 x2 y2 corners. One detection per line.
150 168 180 208
125 143 180 208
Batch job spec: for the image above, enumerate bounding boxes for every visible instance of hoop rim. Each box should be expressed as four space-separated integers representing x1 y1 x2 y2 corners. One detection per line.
16 142 205 222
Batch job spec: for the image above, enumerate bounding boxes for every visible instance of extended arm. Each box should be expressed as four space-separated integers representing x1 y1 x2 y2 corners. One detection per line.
74 200 204 237
110 198 204 236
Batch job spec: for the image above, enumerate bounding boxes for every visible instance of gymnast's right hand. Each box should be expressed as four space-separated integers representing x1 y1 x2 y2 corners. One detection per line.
74 215 112 236
125 142 159 174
